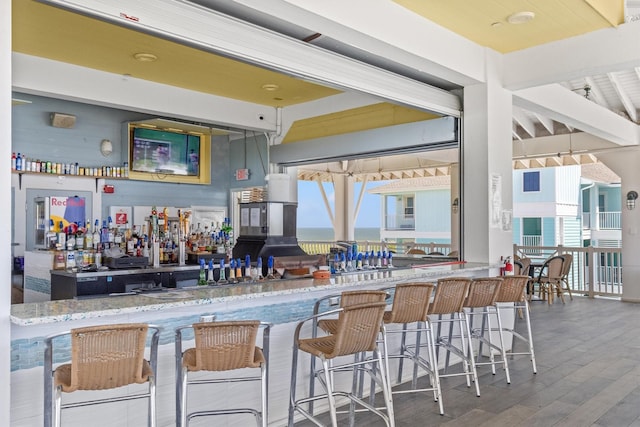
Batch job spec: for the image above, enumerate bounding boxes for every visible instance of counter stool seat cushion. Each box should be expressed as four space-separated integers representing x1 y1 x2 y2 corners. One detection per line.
54 360 152 392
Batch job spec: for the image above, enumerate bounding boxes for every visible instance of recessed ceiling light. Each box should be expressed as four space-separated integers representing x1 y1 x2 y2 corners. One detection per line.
261 84 280 91
507 11 535 24
491 21 503 28
133 52 158 62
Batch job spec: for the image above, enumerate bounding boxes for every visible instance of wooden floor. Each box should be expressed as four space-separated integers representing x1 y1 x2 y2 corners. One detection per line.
296 296 640 426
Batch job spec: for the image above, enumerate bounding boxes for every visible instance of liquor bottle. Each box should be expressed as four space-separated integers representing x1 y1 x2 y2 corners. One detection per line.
45 219 57 249
16 153 22 171
107 216 115 245
256 257 264 280
244 255 251 281
92 220 101 250
236 258 243 281
228 258 236 283
66 226 75 251
198 259 207 286
208 259 214 282
84 218 93 250
11 152 16 171
218 258 227 284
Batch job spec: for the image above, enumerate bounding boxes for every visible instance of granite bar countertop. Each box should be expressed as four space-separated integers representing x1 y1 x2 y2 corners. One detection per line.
12 262 494 326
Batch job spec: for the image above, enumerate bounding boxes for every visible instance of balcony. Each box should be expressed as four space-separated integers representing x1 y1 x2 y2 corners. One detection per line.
384 214 415 231
582 211 621 230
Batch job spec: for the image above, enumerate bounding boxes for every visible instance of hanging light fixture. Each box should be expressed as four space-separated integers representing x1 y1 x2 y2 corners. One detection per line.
626 191 638 210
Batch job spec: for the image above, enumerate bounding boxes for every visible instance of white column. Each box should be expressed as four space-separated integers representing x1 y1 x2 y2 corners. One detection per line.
462 51 513 264
1 0 12 423
596 150 640 302
332 175 356 241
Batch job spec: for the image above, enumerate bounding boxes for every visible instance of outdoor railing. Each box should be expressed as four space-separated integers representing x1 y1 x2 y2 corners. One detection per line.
598 211 621 229
581 211 621 230
300 240 623 298
383 214 415 231
513 244 622 298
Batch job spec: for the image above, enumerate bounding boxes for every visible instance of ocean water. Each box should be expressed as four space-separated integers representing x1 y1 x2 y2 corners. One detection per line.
297 227 380 242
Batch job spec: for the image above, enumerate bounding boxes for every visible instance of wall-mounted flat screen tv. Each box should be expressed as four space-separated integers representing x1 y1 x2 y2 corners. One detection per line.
131 127 200 176
126 120 211 185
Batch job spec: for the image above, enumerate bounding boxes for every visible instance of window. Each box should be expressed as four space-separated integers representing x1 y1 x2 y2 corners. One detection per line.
523 171 540 192
404 196 414 217
522 217 542 235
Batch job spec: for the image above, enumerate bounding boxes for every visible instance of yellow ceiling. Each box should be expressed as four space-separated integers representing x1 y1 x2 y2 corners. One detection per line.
12 0 340 107
283 103 438 143
394 0 624 53
12 0 624 142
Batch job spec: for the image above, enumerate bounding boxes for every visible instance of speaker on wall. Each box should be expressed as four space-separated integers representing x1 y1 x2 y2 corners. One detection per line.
50 113 76 128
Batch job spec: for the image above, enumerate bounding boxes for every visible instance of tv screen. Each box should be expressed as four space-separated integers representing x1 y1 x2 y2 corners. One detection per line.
130 127 201 176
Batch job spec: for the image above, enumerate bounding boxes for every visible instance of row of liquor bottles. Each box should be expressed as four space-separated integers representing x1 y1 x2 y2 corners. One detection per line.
11 152 128 178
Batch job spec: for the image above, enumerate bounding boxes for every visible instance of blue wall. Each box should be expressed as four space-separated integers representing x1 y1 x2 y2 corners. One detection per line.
415 189 451 232
11 93 250 218
542 217 556 246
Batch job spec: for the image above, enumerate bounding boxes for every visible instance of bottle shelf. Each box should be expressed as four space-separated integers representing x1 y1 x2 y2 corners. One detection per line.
12 170 128 191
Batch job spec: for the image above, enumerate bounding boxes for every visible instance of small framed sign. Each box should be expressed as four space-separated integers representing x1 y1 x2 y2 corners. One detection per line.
235 168 250 181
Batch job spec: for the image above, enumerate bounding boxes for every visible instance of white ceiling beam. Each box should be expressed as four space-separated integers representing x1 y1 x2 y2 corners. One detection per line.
503 22 640 90
513 84 639 146
533 112 555 135
606 72 638 122
12 53 276 132
584 77 610 108
235 0 486 87
512 125 522 141
39 0 461 117
512 106 536 138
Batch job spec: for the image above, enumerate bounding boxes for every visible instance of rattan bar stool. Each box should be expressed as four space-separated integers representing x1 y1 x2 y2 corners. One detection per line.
44 323 161 427
175 320 271 427
308 290 388 415
428 277 480 397
492 275 537 374
460 278 510 383
376 283 443 414
288 301 394 427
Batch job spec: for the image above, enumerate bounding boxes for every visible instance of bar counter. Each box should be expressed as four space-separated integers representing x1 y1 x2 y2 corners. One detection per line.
11 261 497 427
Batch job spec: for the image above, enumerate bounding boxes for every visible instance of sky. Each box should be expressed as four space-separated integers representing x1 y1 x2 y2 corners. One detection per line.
296 180 389 228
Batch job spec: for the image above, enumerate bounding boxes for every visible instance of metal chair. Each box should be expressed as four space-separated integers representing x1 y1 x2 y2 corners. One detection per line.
428 277 479 398
44 323 161 427
175 320 271 427
308 290 388 415
288 301 394 427
492 275 537 374
461 278 510 383
376 283 443 413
